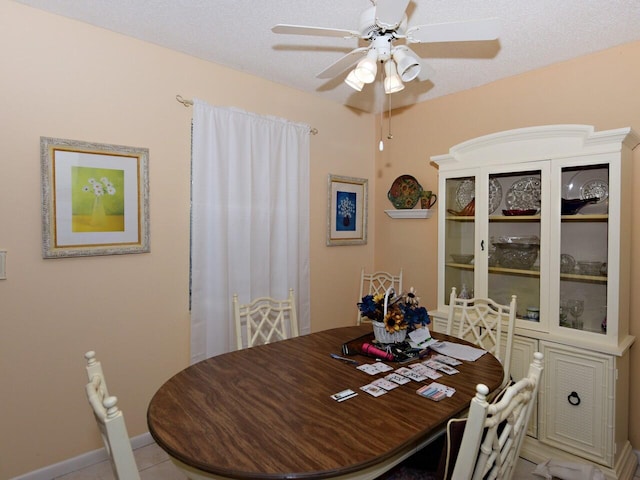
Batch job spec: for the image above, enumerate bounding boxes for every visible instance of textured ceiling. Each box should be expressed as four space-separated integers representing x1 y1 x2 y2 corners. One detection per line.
13 0 640 113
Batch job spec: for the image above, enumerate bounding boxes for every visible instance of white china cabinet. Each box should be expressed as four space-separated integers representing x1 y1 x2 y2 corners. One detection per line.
430 125 638 479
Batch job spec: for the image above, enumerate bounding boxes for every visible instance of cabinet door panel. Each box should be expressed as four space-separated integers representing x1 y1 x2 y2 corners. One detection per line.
539 342 613 466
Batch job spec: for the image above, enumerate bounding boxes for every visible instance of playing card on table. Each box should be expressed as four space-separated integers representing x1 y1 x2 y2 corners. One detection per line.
395 366 427 382
432 354 462 366
372 378 399 390
361 383 387 397
372 362 394 373
385 372 411 385
357 364 380 375
438 364 460 375
410 363 442 380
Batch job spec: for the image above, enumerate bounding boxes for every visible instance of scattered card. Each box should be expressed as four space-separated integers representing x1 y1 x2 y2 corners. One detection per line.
372 362 394 373
409 363 442 380
438 364 460 375
357 364 380 375
331 389 358 402
395 366 427 382
361 383 387 397
372 378 399 390
432 354 463 366
385 373 411 385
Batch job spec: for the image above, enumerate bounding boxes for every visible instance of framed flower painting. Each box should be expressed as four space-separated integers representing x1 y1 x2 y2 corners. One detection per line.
40 137 150 258
326 174 368 246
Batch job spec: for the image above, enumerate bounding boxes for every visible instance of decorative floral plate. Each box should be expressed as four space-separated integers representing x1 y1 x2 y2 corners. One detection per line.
562 168 608 214
505 176 542 210
455 178 502 214
580 179 608 203
387 175 423 209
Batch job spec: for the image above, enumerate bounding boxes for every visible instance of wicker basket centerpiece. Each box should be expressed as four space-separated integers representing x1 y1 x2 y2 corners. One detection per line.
358 287 430 345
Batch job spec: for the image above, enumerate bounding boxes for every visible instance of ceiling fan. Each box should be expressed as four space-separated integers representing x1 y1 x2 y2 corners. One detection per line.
272 0 500 94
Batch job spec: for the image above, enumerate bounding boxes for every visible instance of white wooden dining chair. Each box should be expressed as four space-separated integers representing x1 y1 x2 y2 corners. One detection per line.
446 351 544 480
357 268 403 324
84 351 140 480
447 287 516 389
233 288 299 350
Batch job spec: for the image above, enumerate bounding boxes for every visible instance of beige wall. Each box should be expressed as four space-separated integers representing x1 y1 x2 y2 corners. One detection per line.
3 0 640 477
0 2 375 477
374 41 640 447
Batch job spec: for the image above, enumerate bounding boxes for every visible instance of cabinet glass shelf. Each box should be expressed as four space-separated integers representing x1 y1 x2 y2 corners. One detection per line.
560 273 607 283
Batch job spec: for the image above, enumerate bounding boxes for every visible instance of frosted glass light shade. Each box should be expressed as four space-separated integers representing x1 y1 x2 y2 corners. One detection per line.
354 51 378 84
393 48 421 82
344 70 364 91
383 61 404 94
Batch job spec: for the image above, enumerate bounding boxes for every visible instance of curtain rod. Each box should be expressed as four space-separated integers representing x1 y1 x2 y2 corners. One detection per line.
176 95 318 135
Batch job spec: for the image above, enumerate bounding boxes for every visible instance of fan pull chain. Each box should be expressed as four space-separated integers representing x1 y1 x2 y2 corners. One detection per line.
379 80 384 151
387 92 393 140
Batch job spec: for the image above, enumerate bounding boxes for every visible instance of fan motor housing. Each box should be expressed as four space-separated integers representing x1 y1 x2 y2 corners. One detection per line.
359 5 408 37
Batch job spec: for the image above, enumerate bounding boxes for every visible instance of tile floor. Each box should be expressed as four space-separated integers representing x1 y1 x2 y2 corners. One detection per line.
54 442 640 479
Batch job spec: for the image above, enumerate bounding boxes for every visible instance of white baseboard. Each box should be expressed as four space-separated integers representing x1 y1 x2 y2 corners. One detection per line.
11 432 153 480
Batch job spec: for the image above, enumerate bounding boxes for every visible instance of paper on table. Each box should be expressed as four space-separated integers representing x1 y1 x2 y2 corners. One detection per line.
408 327 436 349
430 341 486 361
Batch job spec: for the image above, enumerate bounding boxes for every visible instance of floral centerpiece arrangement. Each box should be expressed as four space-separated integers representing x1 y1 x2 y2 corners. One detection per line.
358 287 430 344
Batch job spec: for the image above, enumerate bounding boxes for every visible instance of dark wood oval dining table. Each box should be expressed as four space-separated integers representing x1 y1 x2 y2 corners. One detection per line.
147 325 504 480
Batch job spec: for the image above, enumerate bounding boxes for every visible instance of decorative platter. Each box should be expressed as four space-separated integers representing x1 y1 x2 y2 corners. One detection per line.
580 179 608 203
387 174 423 209
455 178 502 214
562 168 608 214
505 176 542 210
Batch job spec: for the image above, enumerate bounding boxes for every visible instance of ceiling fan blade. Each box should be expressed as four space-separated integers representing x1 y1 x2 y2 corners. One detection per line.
272 24 360 39
375 0 410 30
406 17 500 43
316 47 369 79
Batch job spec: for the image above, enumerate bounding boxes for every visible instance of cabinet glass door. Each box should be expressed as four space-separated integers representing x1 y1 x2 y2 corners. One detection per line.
487 170 543 323
558 164 609 334
443 175 476 305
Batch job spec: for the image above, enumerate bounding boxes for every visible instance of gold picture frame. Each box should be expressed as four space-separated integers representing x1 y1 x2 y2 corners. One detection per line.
40 137 150 258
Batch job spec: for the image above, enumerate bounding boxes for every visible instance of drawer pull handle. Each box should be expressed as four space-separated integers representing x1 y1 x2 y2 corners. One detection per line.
567 391 581 406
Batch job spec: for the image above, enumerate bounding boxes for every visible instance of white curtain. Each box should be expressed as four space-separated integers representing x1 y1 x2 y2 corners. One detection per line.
190 100 311 363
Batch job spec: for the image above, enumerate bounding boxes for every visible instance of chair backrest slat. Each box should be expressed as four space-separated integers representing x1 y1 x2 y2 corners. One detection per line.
233 288 299 349
450 351 544 480
447 287 516 388
357 268 403 324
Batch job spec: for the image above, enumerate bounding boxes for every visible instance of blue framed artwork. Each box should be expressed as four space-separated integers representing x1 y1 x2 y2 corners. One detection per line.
326 174 368 246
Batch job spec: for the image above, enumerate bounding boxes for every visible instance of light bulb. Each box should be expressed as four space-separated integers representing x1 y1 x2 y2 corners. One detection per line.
354 50 378 84
383 60 404 94
344 70 364 91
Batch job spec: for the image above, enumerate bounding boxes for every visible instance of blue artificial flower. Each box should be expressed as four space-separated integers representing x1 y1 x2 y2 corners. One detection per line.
401 304 431 329
358 295 382 321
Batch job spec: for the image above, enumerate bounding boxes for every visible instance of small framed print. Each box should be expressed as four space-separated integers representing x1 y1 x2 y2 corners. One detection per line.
326 174 368 246
40 137 150 258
